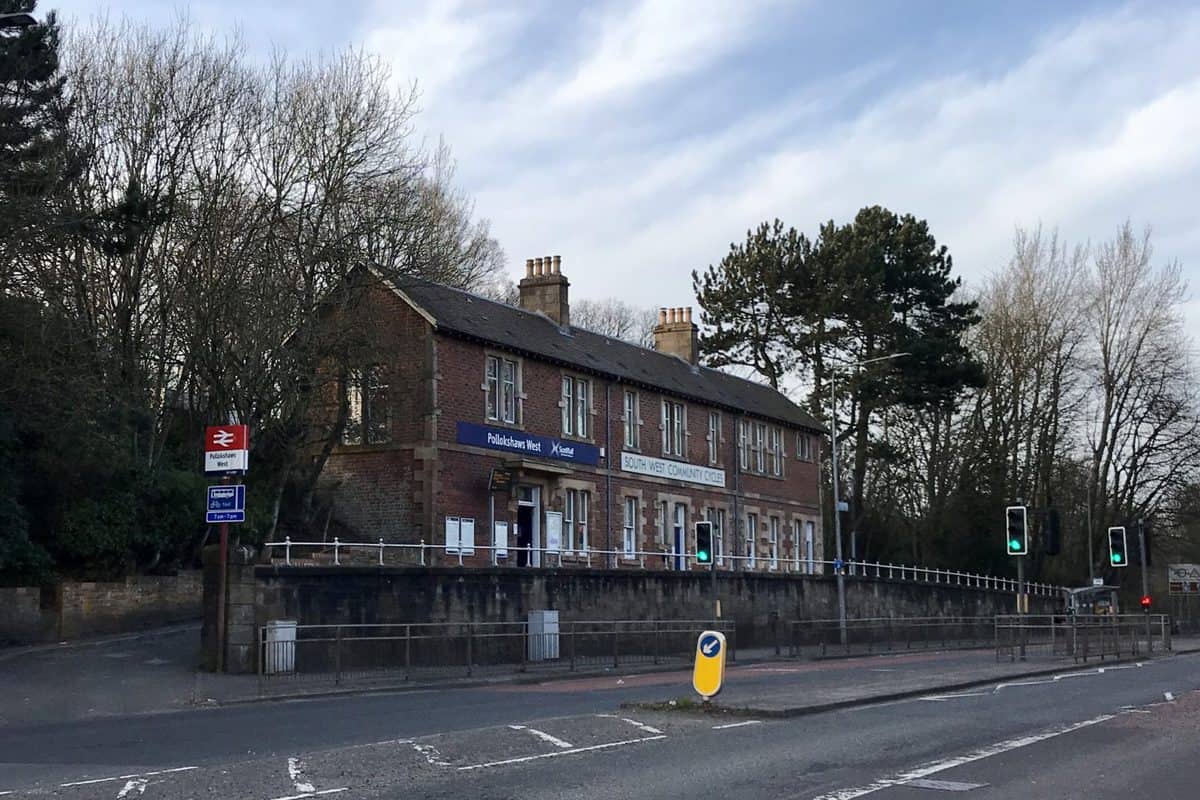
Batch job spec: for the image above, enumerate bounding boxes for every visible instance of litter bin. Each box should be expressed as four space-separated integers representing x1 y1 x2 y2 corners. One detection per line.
264 619 297 674
527 610 560 661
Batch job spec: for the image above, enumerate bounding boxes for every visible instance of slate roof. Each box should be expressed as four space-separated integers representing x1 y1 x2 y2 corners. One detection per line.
378 270 824 433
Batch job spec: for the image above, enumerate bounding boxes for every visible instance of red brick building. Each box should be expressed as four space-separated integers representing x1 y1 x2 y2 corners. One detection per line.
318 257 826 573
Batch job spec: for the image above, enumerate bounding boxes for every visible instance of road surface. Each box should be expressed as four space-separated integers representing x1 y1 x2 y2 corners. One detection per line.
1 651 1198 798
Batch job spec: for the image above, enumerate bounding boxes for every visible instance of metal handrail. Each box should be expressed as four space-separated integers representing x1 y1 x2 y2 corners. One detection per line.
261 538 1066 596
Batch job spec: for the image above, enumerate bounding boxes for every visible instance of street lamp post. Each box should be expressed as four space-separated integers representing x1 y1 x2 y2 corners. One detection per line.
829 352 908 646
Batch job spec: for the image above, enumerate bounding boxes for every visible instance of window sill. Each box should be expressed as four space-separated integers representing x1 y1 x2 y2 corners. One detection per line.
484 419 525 431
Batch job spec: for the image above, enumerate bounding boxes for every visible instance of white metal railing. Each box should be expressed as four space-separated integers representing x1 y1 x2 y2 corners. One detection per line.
260 538 1065 597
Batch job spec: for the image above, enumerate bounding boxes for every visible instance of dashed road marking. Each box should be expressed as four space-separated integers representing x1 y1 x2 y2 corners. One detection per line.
508 724 573 749
266 789 347 800
287 758 315 795
808 713 1116 800
457 735 666 771
60 767 199 788
412 742 450 767
712 720 762 730
595 714 663 734
116 779 148 798
904 778 988 791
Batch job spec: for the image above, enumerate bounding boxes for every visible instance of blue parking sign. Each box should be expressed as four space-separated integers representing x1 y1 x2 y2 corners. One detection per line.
206 485 246 524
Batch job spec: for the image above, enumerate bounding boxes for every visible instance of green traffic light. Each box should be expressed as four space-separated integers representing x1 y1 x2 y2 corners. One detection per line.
1111 553 1123 564
1009 539 1022 551
697 550 710 562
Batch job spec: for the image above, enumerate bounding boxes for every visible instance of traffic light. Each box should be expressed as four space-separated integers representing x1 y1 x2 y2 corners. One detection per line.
1044 508 1061 556
1005 506 1028 555
695 521 713 565
1140 595 1152 610
1108 526 1128 567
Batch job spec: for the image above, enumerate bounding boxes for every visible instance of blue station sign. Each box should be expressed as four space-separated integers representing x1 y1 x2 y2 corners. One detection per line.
206 484 246 524
456 421 601 466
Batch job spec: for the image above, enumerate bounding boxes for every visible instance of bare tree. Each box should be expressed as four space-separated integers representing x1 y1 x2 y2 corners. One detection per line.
1083 223 1200 569
570 298 658 346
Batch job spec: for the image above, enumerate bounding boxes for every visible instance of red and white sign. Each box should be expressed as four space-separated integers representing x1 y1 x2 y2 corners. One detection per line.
205 425 249 473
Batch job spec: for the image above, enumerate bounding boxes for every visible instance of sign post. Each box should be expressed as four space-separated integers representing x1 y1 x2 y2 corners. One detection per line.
692 630 727 701
205 425 249 673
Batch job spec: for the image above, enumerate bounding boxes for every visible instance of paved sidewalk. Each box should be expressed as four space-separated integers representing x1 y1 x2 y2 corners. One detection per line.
654 636 1200 717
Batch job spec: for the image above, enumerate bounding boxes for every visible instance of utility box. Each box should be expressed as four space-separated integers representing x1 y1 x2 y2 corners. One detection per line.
264 619 297 674
527 610 560 661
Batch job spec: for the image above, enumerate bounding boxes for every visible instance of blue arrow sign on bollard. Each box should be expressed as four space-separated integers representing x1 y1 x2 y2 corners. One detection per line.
206 485 246 524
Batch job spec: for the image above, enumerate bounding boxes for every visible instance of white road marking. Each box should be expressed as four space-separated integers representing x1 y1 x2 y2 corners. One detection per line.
457 735 666 771
117 779 148 798
412 742 450 767
922 691 991 702
712 720 762 730
61 767 199 788
266 789 347 800
286 758 315 795
808 713 1116 800
508 724 573 749
0 791 12 797
595 714 663 734
904 778 988 791
1165 691 1175 701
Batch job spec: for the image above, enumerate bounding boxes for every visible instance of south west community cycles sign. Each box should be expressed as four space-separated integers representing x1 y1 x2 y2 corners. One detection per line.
456 422 601 466
620 452 726 488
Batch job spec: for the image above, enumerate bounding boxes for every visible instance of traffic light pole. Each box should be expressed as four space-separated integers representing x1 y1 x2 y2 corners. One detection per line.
1017 554 1026 661
1138 518 1150 647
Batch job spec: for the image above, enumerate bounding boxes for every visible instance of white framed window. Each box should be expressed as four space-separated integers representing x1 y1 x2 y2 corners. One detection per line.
564 489 589 553
708 411 720 464
745 513 758 569
805 520 816 574
707 507 726 566
738 420 749 470
624 390 640 449
343 365 389 445
661 400 684 457
796 432 814 462
562 375 591 438
485 355 519 424
770 427 783 476
769 516 780 570
753 423 766 473
623 497 638 557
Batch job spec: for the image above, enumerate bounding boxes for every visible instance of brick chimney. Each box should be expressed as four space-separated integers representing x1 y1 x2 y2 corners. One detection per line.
653 306 699 364
518 255 569 327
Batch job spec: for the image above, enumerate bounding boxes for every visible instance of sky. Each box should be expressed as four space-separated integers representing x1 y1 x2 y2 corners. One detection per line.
51 0 1200 338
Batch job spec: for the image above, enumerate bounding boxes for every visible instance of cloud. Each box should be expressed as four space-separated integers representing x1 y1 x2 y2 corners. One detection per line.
426 1 1200 341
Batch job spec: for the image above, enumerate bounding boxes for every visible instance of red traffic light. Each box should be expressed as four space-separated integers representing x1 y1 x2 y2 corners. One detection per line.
1140 595 1152 609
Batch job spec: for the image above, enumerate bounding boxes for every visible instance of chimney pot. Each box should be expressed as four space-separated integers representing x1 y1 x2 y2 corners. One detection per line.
518 252 569 326
653 303 699 364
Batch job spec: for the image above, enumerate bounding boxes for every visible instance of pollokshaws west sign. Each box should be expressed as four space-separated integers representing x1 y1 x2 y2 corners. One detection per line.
620 451 726 488
456 422 601 466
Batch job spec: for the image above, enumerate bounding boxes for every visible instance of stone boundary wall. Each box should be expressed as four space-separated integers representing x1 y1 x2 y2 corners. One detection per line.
0 572 203 645
206 558 1059 672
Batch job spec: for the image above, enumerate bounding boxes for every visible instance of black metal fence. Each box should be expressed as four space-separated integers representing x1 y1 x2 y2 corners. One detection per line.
994 614 1171 662
786 616 996 658
257 619 735 693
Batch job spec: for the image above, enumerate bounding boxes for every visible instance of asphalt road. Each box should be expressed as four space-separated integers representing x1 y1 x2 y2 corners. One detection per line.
2 651 1199 799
